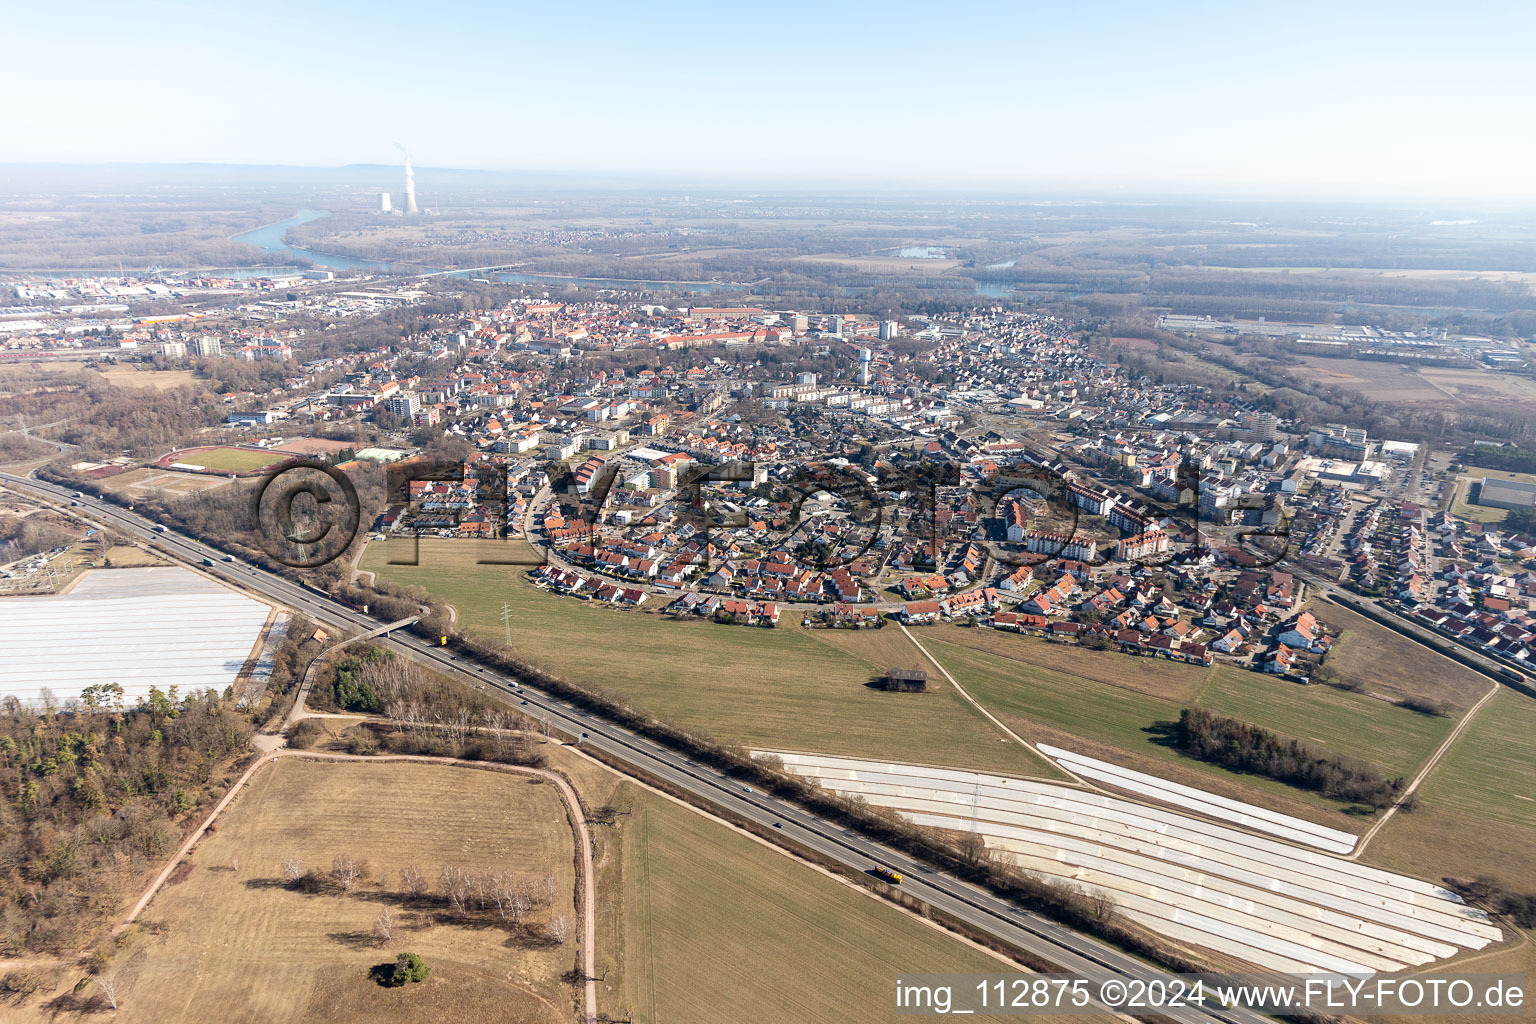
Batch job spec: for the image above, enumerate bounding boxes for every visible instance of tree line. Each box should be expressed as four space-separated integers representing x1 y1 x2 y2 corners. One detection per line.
1468 443 1536 475
277 852 569 946
1173 708 1403 808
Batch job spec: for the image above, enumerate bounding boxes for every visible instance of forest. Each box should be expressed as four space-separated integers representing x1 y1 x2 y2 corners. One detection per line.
305 646 546 764
0 510 77 566
3 694 233 953
0 607 316 956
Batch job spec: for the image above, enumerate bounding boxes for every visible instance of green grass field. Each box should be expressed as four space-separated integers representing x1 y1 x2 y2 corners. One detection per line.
1198 672 1451 777
925 635 1456 823
177 447 287 472
1368 690 1536 890
616 786 1111 1024
925 625 1210 702
1317 600 1494 713
364 539 1458 820
362 539 1051 777
929 636 1448 776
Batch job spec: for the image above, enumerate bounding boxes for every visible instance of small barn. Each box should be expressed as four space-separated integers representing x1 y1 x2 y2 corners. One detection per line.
881 666 928 692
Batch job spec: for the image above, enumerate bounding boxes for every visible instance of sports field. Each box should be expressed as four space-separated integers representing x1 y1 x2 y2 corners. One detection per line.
98 467 236 500
361 539 1052 777
100 758 578 1024
170 446 289 473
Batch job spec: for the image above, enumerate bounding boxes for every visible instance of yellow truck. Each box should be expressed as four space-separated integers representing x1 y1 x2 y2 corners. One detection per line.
873 867 903 884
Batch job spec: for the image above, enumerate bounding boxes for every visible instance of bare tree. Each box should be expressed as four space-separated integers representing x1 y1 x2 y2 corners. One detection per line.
547 913 570 945
331 853 361 892
447 705 474 749
229 854 240 876
485 871 511 923
1087 890 1117 925
388 698 427 734
282 857 306 885
439 864 472 915
485 871 529 925
486 709 508 756
958 832 989 868
94 971 121 1010
400 863 427 899
467 870 489 912
373 907 397 946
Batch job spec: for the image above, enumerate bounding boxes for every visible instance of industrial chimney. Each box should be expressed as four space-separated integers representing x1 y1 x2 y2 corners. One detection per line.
395 143 419 215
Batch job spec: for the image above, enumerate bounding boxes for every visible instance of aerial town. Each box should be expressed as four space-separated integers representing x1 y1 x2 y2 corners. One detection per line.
5 239 1536 1020
5 4 1536 1021
11 280 1528 684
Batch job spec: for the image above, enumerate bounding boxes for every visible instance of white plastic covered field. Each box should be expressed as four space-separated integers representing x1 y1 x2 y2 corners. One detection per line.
1038 744 1359 854
0 566 271 704
763 750 1499 975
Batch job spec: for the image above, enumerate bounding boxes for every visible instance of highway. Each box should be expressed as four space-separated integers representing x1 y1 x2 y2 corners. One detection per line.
2 470 1265 1024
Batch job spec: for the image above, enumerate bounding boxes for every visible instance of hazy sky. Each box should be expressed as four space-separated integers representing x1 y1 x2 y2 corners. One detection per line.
7 1 1534 197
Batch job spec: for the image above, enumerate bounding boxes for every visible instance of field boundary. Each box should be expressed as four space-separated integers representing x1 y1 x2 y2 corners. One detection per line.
1348 674 1501 858
120 749 598 1024
563 743 1031 975
898 623 1096 789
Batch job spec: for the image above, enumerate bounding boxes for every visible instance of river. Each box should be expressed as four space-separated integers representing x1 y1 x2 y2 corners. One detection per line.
233 211 1017 298
232 211 748 293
